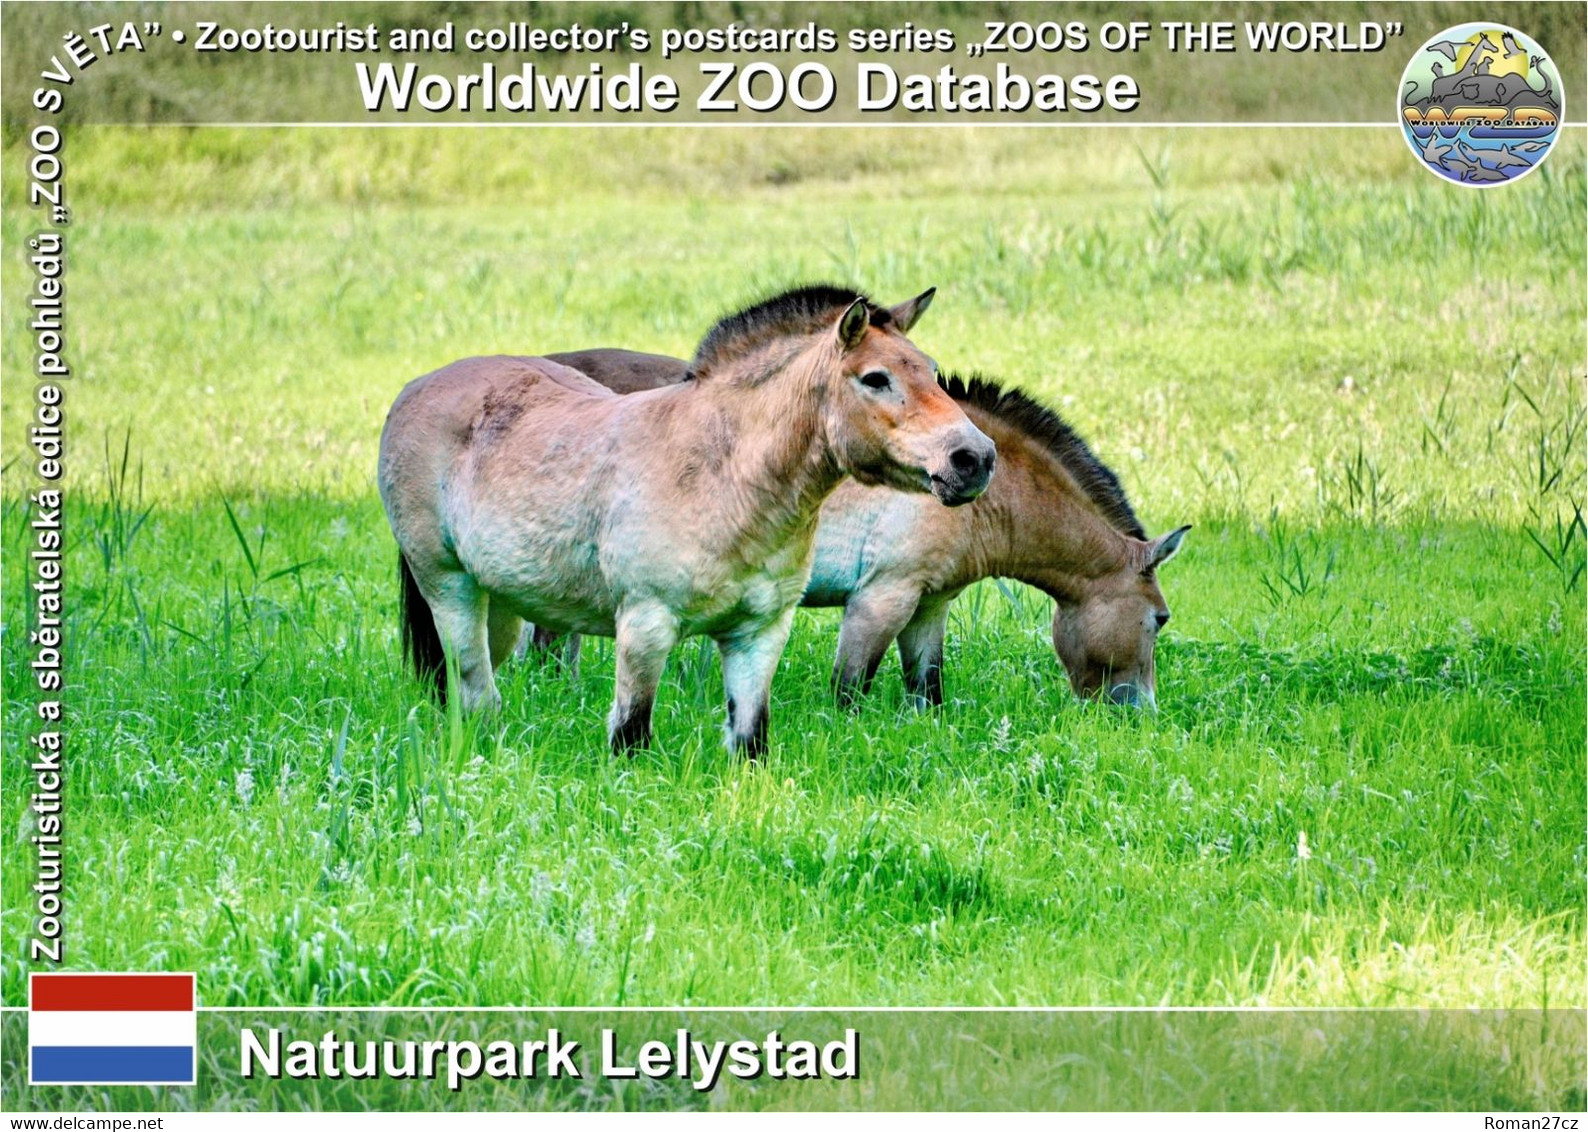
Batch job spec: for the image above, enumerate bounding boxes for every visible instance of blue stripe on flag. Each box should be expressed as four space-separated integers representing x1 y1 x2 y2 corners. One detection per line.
31 1045 194 1084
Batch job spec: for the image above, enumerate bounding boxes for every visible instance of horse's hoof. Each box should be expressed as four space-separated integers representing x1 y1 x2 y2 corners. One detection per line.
608 717 652 754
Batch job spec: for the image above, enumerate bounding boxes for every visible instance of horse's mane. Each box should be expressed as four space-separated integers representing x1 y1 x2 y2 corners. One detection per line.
939 373 1146 539
690 284 892 379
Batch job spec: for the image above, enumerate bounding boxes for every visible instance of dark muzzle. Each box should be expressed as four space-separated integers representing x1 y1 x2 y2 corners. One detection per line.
932 438 996 506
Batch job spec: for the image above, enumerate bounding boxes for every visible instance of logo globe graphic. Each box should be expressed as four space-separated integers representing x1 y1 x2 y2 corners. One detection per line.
1399 23 1562 186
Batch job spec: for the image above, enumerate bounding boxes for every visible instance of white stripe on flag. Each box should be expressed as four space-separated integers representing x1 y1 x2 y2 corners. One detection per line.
29 1009 197 1049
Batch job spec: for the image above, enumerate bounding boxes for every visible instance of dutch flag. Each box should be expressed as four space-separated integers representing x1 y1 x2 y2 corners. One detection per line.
29 973 197 1086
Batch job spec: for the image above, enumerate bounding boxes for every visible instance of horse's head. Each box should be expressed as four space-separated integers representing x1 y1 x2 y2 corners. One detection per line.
1050 525 1189 710
822 290 996 506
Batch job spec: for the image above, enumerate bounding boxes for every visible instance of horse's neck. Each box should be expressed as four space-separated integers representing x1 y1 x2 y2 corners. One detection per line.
969 431 1133 600
689 351 843 553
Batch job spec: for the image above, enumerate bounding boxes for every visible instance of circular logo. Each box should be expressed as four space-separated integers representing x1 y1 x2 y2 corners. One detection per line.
1399 23 1562 186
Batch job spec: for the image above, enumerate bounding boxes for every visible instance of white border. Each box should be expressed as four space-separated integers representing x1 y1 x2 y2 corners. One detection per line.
26 972 198 1087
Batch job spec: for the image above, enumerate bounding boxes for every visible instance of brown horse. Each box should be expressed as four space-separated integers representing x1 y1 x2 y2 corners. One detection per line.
547 350 1187 709
378 286 996 755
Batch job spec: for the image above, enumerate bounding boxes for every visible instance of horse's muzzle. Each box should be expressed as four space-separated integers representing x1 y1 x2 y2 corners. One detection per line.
1106 682 1157 712
931 437 996 506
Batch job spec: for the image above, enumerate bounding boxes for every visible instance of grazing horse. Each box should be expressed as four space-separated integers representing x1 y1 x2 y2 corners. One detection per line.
548 351 1188 709
378 286 996 755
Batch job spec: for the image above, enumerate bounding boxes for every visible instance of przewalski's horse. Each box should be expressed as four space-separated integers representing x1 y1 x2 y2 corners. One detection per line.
378 286 996 756
548 350 1187 709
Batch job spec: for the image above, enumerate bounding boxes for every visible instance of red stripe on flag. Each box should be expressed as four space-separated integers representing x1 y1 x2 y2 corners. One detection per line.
31 974 194 1012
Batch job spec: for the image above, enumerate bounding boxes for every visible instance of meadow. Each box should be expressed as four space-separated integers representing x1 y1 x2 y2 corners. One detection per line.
0 124 1583 1056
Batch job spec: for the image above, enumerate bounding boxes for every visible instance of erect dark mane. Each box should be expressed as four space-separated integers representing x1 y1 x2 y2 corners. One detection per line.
939 373 1146 539
690 284 891 379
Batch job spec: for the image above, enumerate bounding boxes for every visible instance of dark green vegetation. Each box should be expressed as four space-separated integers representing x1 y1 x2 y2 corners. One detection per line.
1 128 1583 1035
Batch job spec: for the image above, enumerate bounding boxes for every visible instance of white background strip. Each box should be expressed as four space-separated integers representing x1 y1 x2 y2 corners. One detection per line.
28 1009 197 1049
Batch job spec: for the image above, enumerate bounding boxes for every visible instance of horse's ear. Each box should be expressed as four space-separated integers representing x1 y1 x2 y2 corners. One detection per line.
1145 524 1191 571
837 298 870 352
888 287 936 334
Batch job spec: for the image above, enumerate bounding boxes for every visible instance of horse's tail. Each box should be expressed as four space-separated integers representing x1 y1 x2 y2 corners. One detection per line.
399 553 447 702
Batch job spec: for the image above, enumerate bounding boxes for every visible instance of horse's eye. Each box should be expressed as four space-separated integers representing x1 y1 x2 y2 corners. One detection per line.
859 370 892 391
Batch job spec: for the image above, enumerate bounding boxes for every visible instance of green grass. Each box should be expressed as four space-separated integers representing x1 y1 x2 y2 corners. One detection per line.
2 127 1584 1028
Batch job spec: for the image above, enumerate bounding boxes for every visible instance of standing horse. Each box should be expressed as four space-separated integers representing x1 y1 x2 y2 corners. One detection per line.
378 286 996 755
548 351 1187 709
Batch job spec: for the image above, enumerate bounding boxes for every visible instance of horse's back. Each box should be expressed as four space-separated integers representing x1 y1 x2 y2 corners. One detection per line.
380 355 622 545
383 355 619 463
548 349 690 394
389 355 615 426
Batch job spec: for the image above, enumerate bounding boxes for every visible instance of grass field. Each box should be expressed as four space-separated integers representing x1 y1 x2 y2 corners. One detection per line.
1 126 1584 1026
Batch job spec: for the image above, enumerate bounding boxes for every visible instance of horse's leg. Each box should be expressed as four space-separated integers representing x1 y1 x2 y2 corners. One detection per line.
608 603 679 753
896 594 954 709
531 626 560 653
487 600 524 671
528 626 583 676
510 624 557 662
423 571 500 712
832 584 920 709
716 608 797 759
